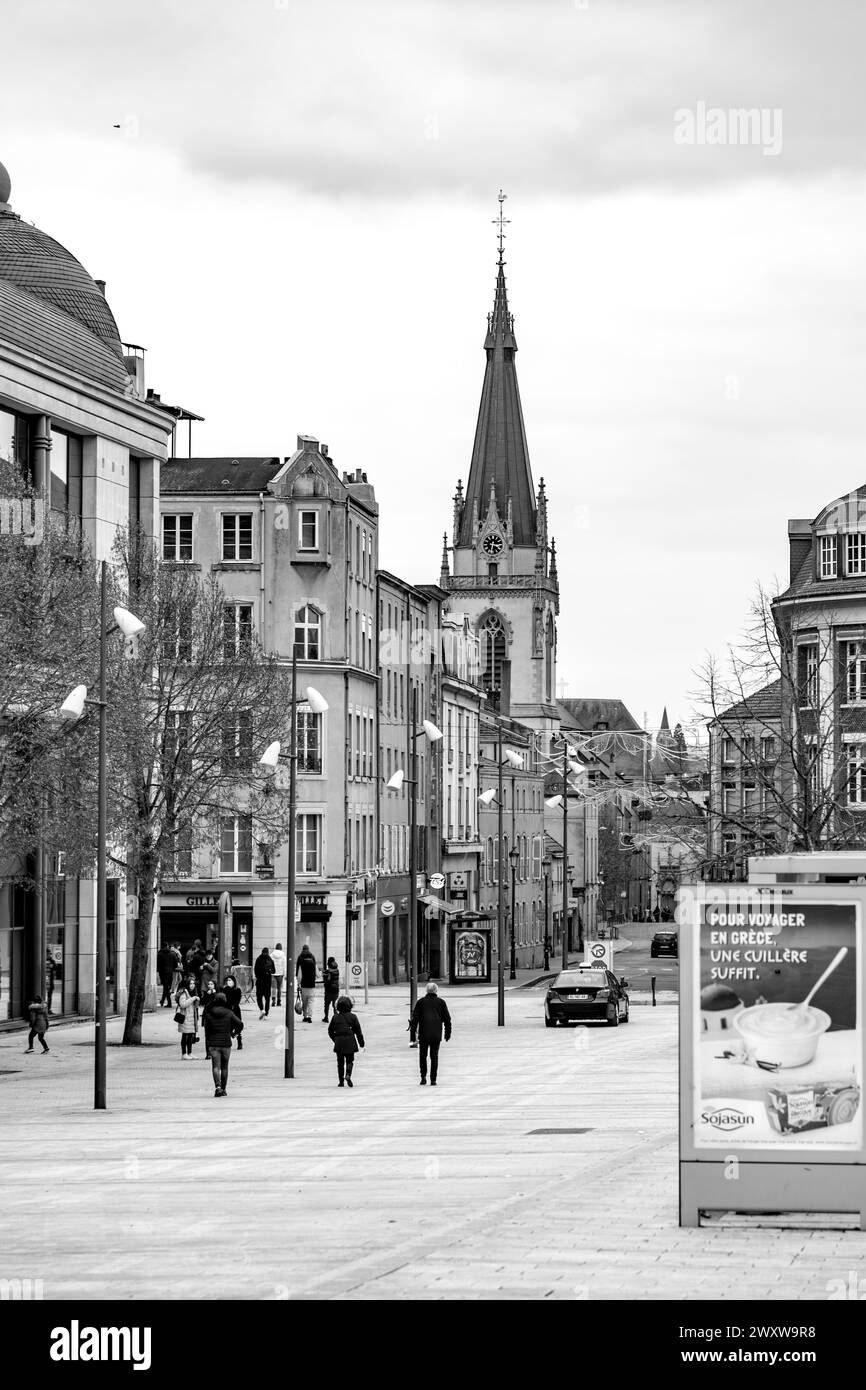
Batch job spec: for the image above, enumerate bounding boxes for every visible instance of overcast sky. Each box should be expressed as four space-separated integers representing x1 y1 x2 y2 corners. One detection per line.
4 0 866 739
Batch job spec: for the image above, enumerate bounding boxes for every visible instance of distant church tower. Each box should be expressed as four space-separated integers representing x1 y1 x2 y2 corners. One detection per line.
441 194 560 747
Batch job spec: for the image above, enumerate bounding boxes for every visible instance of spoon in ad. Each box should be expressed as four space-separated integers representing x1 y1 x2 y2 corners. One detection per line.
786 946 848 1016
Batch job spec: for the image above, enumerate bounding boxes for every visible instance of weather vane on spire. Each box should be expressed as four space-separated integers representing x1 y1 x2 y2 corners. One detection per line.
492 189 509 262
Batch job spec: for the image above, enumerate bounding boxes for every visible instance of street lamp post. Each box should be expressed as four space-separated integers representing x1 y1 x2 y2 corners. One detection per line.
478 732 523 1025
60 560 145 1111
542 852 552 971
258 655 328 1079
508 844 519 979
386 690 442 1025
544 737 586 973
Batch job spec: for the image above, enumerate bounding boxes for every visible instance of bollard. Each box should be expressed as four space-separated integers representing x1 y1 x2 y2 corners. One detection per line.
651 975 656 1007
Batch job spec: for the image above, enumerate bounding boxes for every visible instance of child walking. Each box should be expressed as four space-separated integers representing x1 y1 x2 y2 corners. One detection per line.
25 995 50 1053
327 996 364 1087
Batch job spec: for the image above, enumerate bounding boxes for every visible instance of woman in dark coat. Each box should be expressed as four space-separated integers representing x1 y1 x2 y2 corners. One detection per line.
222 975 244 1050
322 957 340 1022
327 996 364 1087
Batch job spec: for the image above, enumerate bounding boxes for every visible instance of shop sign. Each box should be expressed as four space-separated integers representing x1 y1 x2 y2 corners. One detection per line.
429 872 446 890
381 900 395 917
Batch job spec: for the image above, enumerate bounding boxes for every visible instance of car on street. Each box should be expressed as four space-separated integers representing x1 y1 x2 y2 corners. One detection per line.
544 967 629 1027
650 930 678 958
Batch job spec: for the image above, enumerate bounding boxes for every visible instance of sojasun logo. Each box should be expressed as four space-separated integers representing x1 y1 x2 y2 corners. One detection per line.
701 1106 755 1132
49 1321 151 1372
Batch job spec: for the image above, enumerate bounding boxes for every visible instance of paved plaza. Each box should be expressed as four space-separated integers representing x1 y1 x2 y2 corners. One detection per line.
2 982 864 1301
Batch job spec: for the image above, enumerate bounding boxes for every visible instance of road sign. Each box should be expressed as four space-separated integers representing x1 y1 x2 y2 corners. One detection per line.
584 940 612 970
449 871 467 890
429 872 446 890
347 961 364 992
381 899 395 917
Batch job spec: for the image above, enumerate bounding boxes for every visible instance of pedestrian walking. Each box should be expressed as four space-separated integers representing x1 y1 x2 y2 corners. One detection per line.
204 992 243 1097
175 974 200 1058
254 947 275 1018
222 975 244 1051
322 957 340 1022
45 949 58 1013
200 979 218 1057
156 942 176 1007
328 996 364 1087
295 943 317 1023
25 995 50 1054
409 981 451 1086
270 942 287 1007
200 949 219 994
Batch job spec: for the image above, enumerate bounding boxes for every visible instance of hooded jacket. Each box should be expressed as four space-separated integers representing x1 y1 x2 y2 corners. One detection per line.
254 952 275 981
328 1003 364 1055
205 1003 243 1049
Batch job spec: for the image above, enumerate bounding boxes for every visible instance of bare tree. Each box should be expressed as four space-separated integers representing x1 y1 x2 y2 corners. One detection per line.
103 532 294 1045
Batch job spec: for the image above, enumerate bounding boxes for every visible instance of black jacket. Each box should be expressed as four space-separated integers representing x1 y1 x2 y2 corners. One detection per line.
328 1009 364 1055
410 994 452 1044
296 951 317 988
223 984 243 1020
254 953 275 981
205 1004 243 1049
156 947 175 975
322 965 339 994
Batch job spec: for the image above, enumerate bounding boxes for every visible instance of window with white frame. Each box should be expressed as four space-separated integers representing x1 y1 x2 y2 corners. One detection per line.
169 817 193 876
298 510 319 551
799 645 819 708
760 734 776 762
221 711 253 772
220 815 253 874
223 603 253 660
222 513 253 561
742 783 759 817
297 708 322 774
294 605 321 660
845 641 866 704
847 744 866 806
532 834 542 880
722 784 736 816
164 709 192 777
162 601 194 664
819 535 837 579
847 533 866 575
720 735 736 764
162 513 193 561
295 813 322 874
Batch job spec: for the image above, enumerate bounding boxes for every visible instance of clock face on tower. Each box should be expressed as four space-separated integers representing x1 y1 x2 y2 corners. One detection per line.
482 532 503 557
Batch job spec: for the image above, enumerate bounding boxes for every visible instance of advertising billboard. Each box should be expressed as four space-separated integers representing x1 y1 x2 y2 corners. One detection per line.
694 897 861 1152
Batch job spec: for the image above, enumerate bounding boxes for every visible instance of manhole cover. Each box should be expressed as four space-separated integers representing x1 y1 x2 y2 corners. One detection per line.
527 1128 593 1135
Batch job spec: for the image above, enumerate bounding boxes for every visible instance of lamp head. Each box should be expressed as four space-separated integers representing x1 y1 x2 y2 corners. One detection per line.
304 686 328 715
59 684 87 721
503 748 524 768
542 854 552 870
477 788 497 807
545 794 563 809
259 741 282 769
422 719 443 743
508 846 520 868
386 769 405 791
113 606 145 639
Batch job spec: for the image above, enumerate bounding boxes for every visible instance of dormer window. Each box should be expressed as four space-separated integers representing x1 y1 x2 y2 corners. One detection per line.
847 533 866 576
818 535 837 579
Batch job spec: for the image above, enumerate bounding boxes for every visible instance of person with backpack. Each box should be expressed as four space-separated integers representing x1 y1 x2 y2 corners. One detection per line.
409 981 452 1086
328 996 365 1087
254 946 276 1019
25 995 50 1054
321 957 340 1022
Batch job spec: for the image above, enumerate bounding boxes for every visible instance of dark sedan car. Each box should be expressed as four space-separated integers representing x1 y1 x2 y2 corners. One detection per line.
544 968 629 1027
650 930 678 959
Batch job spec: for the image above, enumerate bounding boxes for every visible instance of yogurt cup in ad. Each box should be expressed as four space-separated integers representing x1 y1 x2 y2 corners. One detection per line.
733 1002 831 1069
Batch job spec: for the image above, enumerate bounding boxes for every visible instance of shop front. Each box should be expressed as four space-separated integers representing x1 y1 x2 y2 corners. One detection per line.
159 888 254 966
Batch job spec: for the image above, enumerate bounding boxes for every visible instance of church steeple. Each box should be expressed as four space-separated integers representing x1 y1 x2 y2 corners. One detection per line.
457 196 537 549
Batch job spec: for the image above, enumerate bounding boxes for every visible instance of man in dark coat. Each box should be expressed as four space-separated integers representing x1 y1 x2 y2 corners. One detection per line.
156 943 176 1007
409 981 451 1086
205 993 243 1097
254 947 275 1018
295 943 317 1023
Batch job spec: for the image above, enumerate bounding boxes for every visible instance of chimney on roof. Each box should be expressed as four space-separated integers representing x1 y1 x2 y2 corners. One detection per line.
94 279 106 297
321 443 329 457
297 434 318 451
788 518 812 583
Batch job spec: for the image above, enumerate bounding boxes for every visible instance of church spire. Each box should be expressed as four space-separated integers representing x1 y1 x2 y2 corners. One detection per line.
457 193 537 549
440 533 450 586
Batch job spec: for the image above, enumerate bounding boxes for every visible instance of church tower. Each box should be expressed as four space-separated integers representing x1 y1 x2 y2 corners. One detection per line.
441 195 560 746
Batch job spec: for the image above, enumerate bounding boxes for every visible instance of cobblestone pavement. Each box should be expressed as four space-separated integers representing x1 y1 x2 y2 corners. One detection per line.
1 985 862 1300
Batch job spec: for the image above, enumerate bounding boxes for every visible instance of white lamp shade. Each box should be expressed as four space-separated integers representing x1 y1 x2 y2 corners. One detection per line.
477 788 497 807
504 748 524 768
259 740 282 769
422 719 443 743
386 769 405 791
568 760 584 776
113 606 146 638
59 684 87 720
304 686 329 715
545 794 564 809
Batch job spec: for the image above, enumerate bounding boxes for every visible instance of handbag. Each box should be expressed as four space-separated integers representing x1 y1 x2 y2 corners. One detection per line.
173 1007 185 1023
294 987 303 1016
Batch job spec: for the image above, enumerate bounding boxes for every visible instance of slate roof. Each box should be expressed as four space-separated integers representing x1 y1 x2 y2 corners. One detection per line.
715 679 782 724
459 258 537 547
0 279 130 392
556 698 644 733
161 457 282 494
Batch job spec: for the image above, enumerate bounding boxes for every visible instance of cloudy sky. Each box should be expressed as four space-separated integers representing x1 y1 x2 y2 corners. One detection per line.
3 0 866 738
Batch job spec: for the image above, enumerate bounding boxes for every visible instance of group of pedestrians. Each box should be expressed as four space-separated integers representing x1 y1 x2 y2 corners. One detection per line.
165 938 454 1096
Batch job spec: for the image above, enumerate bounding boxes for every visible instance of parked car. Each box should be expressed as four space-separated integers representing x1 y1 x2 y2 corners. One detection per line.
544 968 629 1028
651 930 678 959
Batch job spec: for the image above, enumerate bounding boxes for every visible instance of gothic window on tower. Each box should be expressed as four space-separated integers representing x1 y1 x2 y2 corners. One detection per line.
480 615 507 696
545 614 555 701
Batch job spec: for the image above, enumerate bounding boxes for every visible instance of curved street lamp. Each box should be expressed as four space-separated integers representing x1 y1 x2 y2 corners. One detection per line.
508 843 520 979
